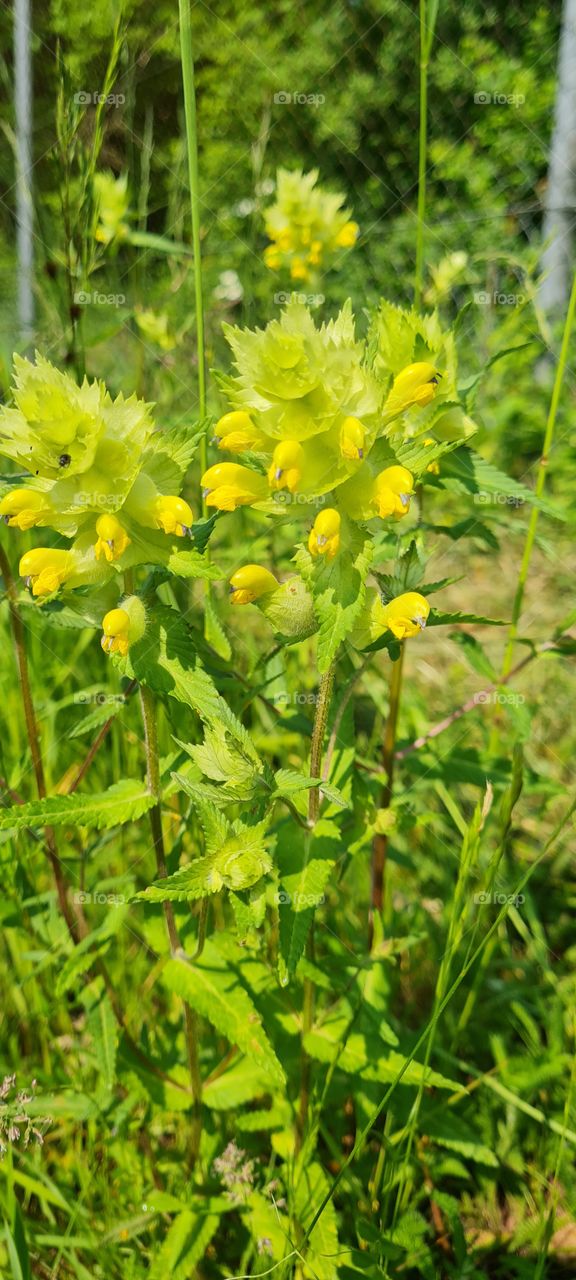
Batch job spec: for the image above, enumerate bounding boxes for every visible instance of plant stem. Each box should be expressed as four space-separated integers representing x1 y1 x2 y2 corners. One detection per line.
499 268 576 681
0 544 76 939
139 681 203 1164
370 646 404 942
414 0 429 308
178 0 206 460
295 662 336 1152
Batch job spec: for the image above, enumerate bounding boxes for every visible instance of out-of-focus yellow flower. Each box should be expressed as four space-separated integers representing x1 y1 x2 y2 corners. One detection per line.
276 228 293 251
424 437 440 475
201 463 268 511
229 564 279 605
378 591 430 639
101 595 146 656
0 488 50 530
336 220 359 248
372 465 414 519
385 362 440 416
94 513 131 563
308 240 323 266
19 547 73 596
308 508 341 559
339 416 365 461
290 258 308 282
264 245 282 271
214 410 265 453
154 495 194 537
268 441 304 493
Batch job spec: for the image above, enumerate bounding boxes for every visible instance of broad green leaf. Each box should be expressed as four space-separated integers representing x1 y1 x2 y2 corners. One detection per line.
0 781 155 833
163 943 285 1085
86 994 118 1094
304 1018 460 1089
149 1210 219 1280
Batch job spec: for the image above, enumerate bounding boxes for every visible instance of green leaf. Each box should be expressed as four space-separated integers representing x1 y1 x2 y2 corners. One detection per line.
439 445 560 515
163 942 285 1085
304 1016 460 1090
0 781 155 833
149 1210 220 1280
277 819 342 980
427 608 507 627
423 1112 499 1167
294 1161 341 1280
296 520 373 672
136 819 272 901
86 994 118 1094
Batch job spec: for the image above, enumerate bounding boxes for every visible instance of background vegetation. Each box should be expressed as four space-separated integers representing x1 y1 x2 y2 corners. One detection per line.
0 1 575 1277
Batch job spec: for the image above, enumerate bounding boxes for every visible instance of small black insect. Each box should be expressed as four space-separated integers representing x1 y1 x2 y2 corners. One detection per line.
59 453 72 468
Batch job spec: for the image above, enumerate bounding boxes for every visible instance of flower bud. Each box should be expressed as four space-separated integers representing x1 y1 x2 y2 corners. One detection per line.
229 565 279 605
101 595 146 656
339 416 365 462
154 495 194 537
94 513 131 563
308 508 341 560
201 463 268 511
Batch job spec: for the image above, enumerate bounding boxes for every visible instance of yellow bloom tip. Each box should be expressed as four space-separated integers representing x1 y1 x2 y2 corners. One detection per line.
19 547 73 596
268 441 304 493
380 592 430 640
94 513 131 563
339 416 365 461
309 508 341 559
154 495 194 538
229 564 279 605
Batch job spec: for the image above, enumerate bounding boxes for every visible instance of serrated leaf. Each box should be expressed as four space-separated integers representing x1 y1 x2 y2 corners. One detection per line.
204 591 232 661
136 819 272 901
304 1017 460 1089
440 445 560 515
0 781 155 832
423 1112 499 1167
294 1161 341 1280
149 1210 219 1280
296 521 373 672
427 608 506 627
163 943 285 1085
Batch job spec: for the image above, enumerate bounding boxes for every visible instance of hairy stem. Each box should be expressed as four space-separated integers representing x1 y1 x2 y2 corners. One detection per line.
295 662 336 1153
139 682 203 1164
370 646 405 942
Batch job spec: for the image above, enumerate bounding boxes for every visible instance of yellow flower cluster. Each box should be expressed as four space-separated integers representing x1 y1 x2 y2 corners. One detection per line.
263 169 359 282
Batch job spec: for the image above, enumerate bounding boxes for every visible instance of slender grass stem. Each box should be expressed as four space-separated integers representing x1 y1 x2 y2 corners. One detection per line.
0 544 76 939
295 662 336 1152
414 0 429 308
139 681 203 1164
178 0 207 469
499 268 576 682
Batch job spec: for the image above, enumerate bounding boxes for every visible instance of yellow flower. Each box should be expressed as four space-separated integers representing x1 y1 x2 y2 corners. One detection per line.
101 595 146 656
264 246 281 270
268 441 304 493
19 547 73 596
214 410 264 453
308 240 323 266
94 513 131 563
424 437 440 475
373 465 414 519
308 508 341 559
290 258 308 282
335 220 359 248
378 591 430 640
154 495 194 537
229 564 279 605
276 228 293 251
339 416 365 461
101 608 131 656
201 463 268 511
0 488 50 531
385 362 440 415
